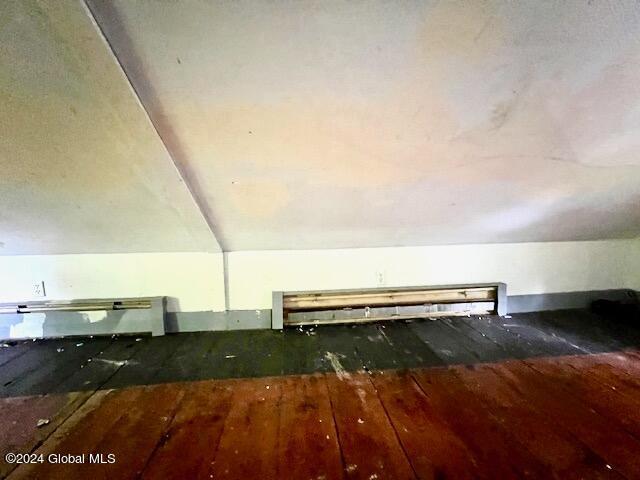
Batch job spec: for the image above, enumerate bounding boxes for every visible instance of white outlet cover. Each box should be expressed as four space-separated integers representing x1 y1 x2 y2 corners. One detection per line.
32 281 46 297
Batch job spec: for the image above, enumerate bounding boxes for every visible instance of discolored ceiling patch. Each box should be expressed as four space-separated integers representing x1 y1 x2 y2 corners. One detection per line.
87 0 640 250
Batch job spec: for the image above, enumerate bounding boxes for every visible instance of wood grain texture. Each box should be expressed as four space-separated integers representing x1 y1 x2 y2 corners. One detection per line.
278 374 344 480
325 372 416 480
209 377 283 479
140 380 235 479
371 371 482 479
4 312 640 479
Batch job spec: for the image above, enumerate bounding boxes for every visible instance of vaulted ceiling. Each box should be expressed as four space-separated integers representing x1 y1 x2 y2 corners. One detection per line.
2 1 640 254
0 1 218 254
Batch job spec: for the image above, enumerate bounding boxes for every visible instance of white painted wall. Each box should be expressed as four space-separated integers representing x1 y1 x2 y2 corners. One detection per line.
0 253 225 313
0 239 636 313
228 240 638 310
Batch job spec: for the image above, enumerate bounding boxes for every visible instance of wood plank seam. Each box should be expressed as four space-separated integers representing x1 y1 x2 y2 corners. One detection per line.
363 374 420 479
3 340 141 478
322 374 348 477
135 388 190 478
523 360 640 444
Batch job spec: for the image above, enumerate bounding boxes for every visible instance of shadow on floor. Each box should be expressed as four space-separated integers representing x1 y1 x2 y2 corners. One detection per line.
1 308 639 397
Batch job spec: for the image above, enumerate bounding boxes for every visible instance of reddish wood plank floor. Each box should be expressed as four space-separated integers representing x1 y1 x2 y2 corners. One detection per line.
6 350 640 479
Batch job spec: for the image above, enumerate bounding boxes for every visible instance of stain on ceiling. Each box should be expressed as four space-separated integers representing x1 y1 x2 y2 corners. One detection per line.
88 0 640 251
4 1 640 254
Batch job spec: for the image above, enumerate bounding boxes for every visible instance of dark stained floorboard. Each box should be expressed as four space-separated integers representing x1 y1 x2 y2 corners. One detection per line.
75 383 186 480
277 374 344 480
209 377 283 479
409 319 481 364
0 338 98 396
0 343 30 368
492 313 589 356
412 367 553 478
438 317 512 363
371 371 484 479
3 309 640 479
563 353 640 397
102 334 189 389
2 310 638 394
51 335 149 394
451 364 620 479
9 388 146 479
325 372 416 480
526 357 640 440
4 338 113 397
351 324 408 372
140 380 234 479
311 325 366 373
374 321 444 368
493 360 640 478
460 315 543 359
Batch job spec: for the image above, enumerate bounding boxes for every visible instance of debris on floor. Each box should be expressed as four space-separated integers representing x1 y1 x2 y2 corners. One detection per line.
95 358 131 367
56 347 64 352
36 419 50 428
76 342 83 347
357 418 364 424
224 354 236 359
325 351 351 380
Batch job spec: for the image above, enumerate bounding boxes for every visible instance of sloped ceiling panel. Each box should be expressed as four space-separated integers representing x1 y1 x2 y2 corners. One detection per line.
0 0 220 255
86 1 640 250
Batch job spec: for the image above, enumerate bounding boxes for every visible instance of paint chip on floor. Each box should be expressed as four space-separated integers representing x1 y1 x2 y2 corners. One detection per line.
325 351 351 380
95 358 128 367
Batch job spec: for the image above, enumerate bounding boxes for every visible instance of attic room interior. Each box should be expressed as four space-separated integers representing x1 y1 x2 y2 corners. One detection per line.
2 0 640 478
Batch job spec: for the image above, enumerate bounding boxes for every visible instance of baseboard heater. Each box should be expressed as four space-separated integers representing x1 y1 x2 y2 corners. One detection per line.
0 299 151 314
272 283 507 329
0 297 166 339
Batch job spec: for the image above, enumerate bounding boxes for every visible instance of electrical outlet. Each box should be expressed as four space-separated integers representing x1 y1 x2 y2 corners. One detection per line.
32 281 46 297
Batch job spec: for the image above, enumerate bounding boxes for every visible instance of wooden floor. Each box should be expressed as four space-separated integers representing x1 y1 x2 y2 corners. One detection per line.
2 309 640 479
